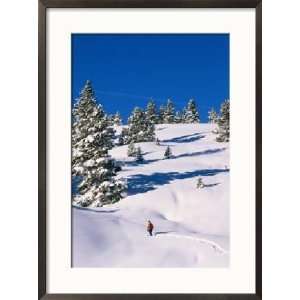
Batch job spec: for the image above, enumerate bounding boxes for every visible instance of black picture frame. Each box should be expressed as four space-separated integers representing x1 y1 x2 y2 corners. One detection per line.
38 1 262 299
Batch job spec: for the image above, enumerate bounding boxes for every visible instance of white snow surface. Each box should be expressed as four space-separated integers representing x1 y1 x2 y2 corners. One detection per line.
72 123 229 267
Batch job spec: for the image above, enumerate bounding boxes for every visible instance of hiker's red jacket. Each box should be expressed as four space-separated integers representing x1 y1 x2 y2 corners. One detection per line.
147 222 154 231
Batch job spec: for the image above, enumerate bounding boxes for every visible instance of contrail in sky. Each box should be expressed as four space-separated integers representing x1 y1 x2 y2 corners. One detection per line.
94 89 198 106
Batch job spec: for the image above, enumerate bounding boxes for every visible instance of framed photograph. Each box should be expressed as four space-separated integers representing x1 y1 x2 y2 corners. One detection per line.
39 0 262 299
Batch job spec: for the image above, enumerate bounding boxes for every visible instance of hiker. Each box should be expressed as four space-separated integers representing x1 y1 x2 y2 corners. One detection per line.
147 220 154 236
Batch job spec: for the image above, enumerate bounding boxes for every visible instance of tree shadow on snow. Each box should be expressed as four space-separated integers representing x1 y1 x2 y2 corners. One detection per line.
142 151 153 156
204 183 220 188
156 127 167 131
155 231 174 235
73 206 119 214
125 147 226 168
173 147 226 159
127 169 229 195
162 133 205 144
125 158 161 167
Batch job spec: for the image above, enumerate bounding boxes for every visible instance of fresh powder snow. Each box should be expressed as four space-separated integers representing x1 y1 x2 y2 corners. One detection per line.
72 123 229 267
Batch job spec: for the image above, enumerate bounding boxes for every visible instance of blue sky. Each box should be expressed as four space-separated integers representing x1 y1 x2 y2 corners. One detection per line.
72 34 229 123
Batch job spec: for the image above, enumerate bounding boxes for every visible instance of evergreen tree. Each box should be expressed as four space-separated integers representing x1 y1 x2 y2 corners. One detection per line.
113 111 122 126
163 99 175 123
183 99 200 123
158 105 166 124
135 146 144 163
127 107 144 141
127 141 137 157
127 107 155 143
212 127 219 134
72 80 125 207
145 99 158 124
196 177 205 189
118 127 129 145
174 111 183 123
216 99 230 142
208 108 218 123
107 114 115 126
144 121 156 142
164 146 173 159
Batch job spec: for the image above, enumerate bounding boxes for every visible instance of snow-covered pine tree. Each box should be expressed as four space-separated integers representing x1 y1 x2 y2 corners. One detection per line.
113 111 122 126
135 146 144 163
107 114 115 126
181 106 187 121
158 105 166 124
183 99 200 123
216 99 230 142
127 107 155 143
212 127 219 134
163 99 175 123
127 107 143 141
145 99 158 124
72 81 115 158
72 80 125 207
174 111 183 123
144 120 156 142
127 141 137 157
196 177 205 189
164 146 173 159
208 108 218 123
118 127 129 145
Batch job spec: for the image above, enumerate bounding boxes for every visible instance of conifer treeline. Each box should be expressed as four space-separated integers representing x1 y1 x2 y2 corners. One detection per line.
72 80 230 207
117 98 200 145
208 100 230 142
144 98 200 125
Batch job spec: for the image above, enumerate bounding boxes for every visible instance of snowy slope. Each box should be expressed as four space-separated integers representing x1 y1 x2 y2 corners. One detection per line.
72 123 229 267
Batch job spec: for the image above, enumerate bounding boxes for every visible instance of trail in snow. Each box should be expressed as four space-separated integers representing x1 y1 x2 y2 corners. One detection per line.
155 232 228 255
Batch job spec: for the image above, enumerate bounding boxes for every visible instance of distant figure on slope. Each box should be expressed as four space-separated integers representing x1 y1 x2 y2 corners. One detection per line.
147 220 154 236
196 177 205 189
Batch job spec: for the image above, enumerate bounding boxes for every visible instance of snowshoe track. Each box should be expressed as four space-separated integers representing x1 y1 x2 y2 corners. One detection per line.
156 232 228 255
